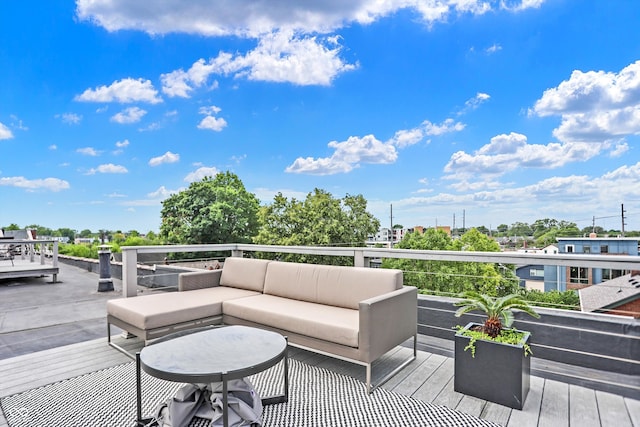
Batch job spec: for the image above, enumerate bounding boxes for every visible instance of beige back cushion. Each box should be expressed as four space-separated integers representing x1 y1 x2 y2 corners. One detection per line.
263 261 403 309
220 257 271 292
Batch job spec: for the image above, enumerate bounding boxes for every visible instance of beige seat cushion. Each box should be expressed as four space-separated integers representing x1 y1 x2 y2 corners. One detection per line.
263 261 403 309
107 287 260 330
220 257 271 292
223 294 359 347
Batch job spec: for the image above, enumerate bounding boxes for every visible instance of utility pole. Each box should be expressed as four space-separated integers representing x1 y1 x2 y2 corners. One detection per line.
453 213 456 236
390 204 394 247
621 204 626 237
463 209 466 233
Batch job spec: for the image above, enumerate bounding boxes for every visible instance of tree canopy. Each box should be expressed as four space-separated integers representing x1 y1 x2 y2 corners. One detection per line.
159 172 260 244
382 228 518 297
253 189 380 265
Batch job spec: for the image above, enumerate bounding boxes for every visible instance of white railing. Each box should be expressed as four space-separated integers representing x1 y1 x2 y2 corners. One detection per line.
0 239 59 267
120 243 640 298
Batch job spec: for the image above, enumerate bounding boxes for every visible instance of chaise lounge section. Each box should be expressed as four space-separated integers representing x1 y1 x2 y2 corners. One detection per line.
107 257 418 392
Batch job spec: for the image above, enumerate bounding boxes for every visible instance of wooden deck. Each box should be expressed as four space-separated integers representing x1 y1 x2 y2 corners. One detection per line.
1 335 638 427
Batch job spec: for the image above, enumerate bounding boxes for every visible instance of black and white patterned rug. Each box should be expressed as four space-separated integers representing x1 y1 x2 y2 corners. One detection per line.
1 359 501 426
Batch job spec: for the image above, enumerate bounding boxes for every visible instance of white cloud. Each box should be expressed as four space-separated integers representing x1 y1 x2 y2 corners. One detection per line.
288 116 465 175
199 106 222 115
458 92 490 115
0 176 70 192
0 122 14 140
184 166 220 182
531 60 640 144
198 116 228 132
389 118 465 148
286 134 397 175
111 107 147 124
223 30 358 86
56 112 82 124
161 60 220 98
75 78 162 104
610 142 629 158
115 139 130 148
49 145 57 150
76 0 544 36
443 132 619 185
148 185 178 199
162 31 357 89
86 163 128 175
390 128 424 148
76 2 540 90
149 151 180 166
197 106 227 131
485 44 502 54
77 147 100 156
423 118 466 136
384 163 640 229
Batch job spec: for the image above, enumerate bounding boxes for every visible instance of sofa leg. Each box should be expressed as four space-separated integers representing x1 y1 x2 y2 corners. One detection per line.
367 334 417 394
107 321 135 359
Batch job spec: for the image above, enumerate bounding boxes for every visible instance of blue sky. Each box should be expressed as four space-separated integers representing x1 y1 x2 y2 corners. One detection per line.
2 0 640 234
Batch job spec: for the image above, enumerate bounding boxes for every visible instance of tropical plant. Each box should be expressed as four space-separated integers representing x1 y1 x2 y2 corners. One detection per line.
454 291 540 339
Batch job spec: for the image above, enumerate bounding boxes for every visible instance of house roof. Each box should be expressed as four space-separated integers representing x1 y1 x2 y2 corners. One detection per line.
579 273 640 314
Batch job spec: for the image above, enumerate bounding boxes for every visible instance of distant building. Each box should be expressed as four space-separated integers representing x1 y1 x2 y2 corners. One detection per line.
514 245 558 291
550 235 639 291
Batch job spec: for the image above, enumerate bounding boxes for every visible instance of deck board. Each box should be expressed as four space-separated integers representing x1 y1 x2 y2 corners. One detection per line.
596 390 635 427
1 336 639 427
538 379 569 427
569 384 601 427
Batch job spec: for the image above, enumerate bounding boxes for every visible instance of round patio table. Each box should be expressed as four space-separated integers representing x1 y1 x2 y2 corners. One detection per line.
135 325 288 427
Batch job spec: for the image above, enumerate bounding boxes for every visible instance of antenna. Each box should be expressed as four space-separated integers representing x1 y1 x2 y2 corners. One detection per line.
621 204 626 237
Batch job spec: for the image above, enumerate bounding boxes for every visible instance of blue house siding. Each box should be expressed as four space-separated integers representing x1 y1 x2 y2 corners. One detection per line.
552 237 639 291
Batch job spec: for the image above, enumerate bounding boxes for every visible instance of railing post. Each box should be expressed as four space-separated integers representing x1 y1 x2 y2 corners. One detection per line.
40 242 45 265
122 248 138 298
231 249 243 258
354 249 365 267
52 241 58 268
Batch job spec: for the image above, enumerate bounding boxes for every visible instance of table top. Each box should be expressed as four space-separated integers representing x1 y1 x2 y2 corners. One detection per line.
139 325 287 383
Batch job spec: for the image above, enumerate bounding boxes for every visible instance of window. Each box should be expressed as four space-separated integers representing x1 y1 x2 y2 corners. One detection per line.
583 246 591 254
569 266 588 284
601 245 609 254
566 244 574 253
529 268 544 277
602 269 624 281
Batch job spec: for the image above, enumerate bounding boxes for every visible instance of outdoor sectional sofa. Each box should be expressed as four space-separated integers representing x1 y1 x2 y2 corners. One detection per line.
107 257 418 392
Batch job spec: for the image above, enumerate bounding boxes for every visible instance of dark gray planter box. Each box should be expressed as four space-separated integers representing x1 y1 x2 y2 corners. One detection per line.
454 322 531 410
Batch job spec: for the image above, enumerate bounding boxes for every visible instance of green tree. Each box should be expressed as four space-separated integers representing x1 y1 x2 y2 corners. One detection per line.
56 228 76 241
4 223 20 230
509 222 532 237
26 224 53 236
254 189 380 265
383 228 517 297
497 224 509 234
79 229 93 238
160 172 260 244
535 221 580 247
381 228 454 292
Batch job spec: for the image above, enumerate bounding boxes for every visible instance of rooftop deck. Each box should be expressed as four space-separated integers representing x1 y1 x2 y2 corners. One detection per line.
0 239 59 282
0 262 638 426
